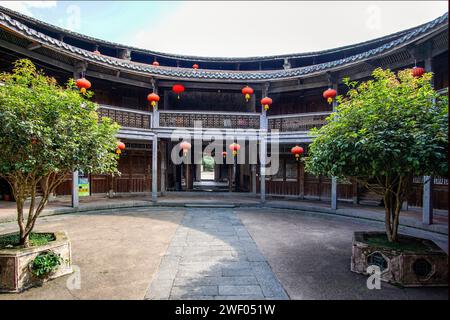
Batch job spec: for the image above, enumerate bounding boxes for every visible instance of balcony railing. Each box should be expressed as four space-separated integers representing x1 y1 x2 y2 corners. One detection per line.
97 105 152 129
268 112 331 132
158 110 261 129
96 105 332 134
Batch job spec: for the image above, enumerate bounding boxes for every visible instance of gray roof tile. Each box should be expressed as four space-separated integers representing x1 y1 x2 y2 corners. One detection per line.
0 9 447 82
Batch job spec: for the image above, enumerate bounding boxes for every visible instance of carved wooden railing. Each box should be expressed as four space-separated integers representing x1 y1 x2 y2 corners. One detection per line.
158 110 261 129
268 112 331 132
97 105 152 129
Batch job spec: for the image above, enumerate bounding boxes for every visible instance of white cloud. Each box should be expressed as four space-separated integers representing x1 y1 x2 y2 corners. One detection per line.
127 1 448 57
0 1 57 17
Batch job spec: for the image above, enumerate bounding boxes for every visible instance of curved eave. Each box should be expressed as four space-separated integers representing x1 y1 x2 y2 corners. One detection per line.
0 11 447 82
0 5 444 63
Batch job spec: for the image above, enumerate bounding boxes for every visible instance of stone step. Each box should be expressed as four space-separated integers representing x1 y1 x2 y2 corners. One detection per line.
184 203 236 208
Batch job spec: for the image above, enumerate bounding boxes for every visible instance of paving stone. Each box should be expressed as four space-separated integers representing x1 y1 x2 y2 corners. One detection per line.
145 279 173 300
177 269 222 278
145 208 289 301
172 295 214 300
171 285 218 297
222 267 254 276
215 295 266 300
219 285 263 296
174 276 259 286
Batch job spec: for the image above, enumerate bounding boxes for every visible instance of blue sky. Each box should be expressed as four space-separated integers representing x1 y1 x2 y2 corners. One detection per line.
0 1 447 57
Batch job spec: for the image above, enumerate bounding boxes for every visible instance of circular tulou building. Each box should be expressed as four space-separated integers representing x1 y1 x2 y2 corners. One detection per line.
0 6 448 215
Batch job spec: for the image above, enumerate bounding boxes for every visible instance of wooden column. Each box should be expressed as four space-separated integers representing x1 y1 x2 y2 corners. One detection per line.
260 136 267 203
196 163 201 182
160 141 166 195
71 171 79 208
251 164 257 194
423 176 433 224
331 177 337 210
185 163 190 191
352 178 358 205
152 136 158 203
151 79 159 128
298 161 304 199
422 56 433 224
71 66 85 208
330 78 338 210
282 158 287 195
228 165 232 192
260 83 269 203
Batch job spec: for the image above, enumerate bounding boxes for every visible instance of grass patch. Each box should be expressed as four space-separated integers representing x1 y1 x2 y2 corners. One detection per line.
0 232 55 249
365 234 434 253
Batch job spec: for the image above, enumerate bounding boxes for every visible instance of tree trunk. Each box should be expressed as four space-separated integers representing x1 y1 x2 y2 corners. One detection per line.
19 232 30 247
383 176 405 242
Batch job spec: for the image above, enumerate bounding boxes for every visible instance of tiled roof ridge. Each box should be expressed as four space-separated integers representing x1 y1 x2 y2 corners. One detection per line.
0 9 447 81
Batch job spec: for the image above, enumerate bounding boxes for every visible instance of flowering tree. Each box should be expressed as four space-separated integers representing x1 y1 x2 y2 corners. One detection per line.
306 68 448 242
0 59 120 246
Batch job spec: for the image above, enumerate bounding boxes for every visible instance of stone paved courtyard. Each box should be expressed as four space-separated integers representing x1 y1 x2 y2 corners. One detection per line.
0 206 447 300
145 208 288 300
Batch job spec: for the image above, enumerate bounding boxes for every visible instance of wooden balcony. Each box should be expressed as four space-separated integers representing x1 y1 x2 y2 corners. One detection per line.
96 104 331 137
97 105 152 129
158 110 261 129
268 112 331 132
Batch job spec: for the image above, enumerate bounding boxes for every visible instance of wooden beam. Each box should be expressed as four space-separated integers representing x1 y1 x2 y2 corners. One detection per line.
0 38 74 72
157 80 263 91
269 80 329 94
27 41 42 51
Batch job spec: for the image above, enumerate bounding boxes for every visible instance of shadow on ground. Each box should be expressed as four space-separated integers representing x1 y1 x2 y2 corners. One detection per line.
0 206 447 300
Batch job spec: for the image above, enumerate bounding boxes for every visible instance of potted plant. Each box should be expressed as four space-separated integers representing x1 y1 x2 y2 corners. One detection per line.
305 68 448 286
0 59 120 292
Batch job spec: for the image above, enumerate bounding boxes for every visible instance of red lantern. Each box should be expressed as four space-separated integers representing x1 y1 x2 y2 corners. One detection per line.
193 64 199 70
147 93 160 109
229 143 241 156
76 78 91 94
261 97 272 111
222 151 227 158
180 141 191 156
116 141 125 155
152 61 160 66
241 86 254 102
412 67 425 78
323 88 337 104
172 84 185 99
291 145 304 161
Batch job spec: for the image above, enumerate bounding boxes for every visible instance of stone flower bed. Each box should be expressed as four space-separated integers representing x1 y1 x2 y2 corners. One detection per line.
0 231 72 293
351 231 448 287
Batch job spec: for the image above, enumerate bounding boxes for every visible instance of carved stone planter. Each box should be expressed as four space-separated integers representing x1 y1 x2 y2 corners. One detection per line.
0 231 72 293
351 231 448 287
